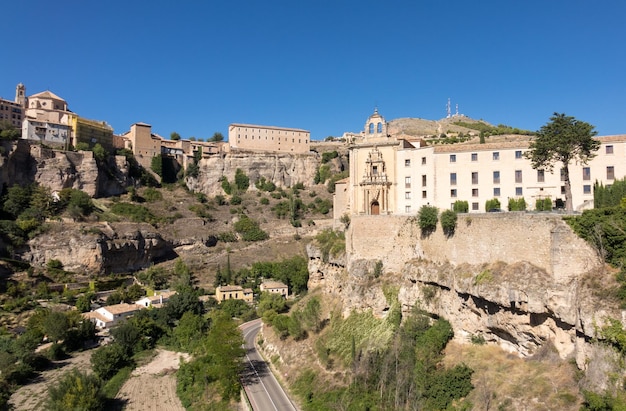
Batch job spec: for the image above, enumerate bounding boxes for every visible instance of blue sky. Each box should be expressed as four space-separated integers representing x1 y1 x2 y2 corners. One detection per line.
2 0 625 140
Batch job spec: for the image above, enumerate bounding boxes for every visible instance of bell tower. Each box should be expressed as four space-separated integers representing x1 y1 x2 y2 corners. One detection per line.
15 83 25 107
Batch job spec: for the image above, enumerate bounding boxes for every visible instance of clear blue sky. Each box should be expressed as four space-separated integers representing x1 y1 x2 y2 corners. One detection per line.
2 0 625 140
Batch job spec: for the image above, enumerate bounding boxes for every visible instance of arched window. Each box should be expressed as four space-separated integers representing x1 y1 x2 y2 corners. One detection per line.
377 122 382 133
369 123 374 134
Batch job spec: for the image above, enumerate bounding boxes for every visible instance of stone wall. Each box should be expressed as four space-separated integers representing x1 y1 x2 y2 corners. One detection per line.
347 213 600 283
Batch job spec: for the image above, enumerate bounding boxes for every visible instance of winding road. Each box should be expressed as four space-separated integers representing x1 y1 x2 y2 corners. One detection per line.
240 319 298 411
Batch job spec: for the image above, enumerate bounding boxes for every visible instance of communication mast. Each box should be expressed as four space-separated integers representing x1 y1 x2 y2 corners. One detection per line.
446 98 451 118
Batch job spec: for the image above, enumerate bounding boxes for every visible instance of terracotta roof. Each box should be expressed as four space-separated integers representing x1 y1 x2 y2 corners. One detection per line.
102 303 140 315
261 281 288 289
29 90 66 101
217 285 243 292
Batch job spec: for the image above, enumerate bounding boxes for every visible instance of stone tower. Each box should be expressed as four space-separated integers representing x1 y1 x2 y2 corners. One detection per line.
15 83 25 106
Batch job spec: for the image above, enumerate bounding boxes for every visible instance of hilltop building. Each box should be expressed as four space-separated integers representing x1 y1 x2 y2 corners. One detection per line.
0 83 26 129
117 122 228 170
228 123 310 153
19 85 113 150
334 110 626 220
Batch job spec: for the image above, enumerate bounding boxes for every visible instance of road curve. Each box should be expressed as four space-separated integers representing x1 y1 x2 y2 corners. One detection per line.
239 319 298 411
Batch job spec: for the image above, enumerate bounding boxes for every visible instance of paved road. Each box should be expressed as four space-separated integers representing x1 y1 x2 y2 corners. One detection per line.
240 319 297 411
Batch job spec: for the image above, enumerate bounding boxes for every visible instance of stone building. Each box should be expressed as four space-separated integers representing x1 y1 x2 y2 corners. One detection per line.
21 88 113 150
0 83 25 128
336 110 626 219
215 285 254 303
259 280 289 297
228 123 310 154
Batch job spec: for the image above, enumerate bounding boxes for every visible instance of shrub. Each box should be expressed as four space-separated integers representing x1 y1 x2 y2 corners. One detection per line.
221 177 232 195
234 169 250 192
417 205 439 235
315 229 345 262
485 198 501 211
230 194 242 205
508 197 527 211
234 215 268 241
217 231 238 242
260 197 269 205
47 369 104 411
143 187 163 202
452 200 469 213
535 197 552 211
110 202 157 224
440 209 457 236
321 151 338 164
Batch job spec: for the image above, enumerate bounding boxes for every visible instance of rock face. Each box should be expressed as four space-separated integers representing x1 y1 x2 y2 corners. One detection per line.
23 222 174 274
0 140 129 197
186 150 319 196
308 213 624 392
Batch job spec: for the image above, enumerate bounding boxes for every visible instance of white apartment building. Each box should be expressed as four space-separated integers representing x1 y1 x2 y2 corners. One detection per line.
335 110 626 218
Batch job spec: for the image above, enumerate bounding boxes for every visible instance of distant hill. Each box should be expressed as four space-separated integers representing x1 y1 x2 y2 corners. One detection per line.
388 115 535 143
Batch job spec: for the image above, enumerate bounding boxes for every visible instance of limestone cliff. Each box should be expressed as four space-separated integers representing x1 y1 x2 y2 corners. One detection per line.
185 150 319 196
23 222 173 274
308 213 625 393
0 140 129 197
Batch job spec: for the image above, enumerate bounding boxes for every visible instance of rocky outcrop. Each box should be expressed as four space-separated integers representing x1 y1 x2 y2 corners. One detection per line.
22 222 174 274
0 140 129 197
308 213 625 393
186 150 319 196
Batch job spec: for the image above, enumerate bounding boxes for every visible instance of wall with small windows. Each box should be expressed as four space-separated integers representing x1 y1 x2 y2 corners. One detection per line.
228 123 310 153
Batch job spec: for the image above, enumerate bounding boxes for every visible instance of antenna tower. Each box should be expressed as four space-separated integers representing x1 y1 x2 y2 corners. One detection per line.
446 98 451 118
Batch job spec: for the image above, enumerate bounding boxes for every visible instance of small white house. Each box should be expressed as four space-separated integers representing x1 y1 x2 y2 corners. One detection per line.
260 280 289 297
84 303 140 329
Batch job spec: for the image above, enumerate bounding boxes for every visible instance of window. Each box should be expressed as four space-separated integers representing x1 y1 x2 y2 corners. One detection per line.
405 159 411 167
421 157 426 165
515 150 522 159
515 170 523 183
582 167 590 181
472 202 479 211
493 171 500 184
561 186 566 195
405 176 411 188
493 152 499 160
472 188 479 197
422 191 427 199
606 145 614 154
422 175 427 187
405 206 411 213
372 166 378 175
537 169 545 183
471 153 478 161
450 154 456 163
493 187 501 197
515 187 523 196
472 172 478 184
451 189 457 198
583 185 591 194
607 166 615 180
450 173 457 185
405 192 411 199
560 167 566 181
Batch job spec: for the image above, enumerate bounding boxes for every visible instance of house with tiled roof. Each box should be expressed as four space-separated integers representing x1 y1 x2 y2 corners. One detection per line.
260 280 289 297
215 285 254 303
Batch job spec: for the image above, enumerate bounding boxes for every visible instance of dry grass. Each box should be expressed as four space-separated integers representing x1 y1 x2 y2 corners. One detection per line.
443 341 582 411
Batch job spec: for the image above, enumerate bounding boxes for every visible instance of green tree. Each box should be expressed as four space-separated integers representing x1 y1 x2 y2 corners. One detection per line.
452 200 469 213
417 205 439 236
0 120 21 139
234 169 250 192
204 313 245 400
47 369 104 411
92 143 107 162
44 311 70 344
440 209 457 237
150 154 163 177
209 132 224 142
170 131 181 141
525 113 600 213
91 343 130 380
